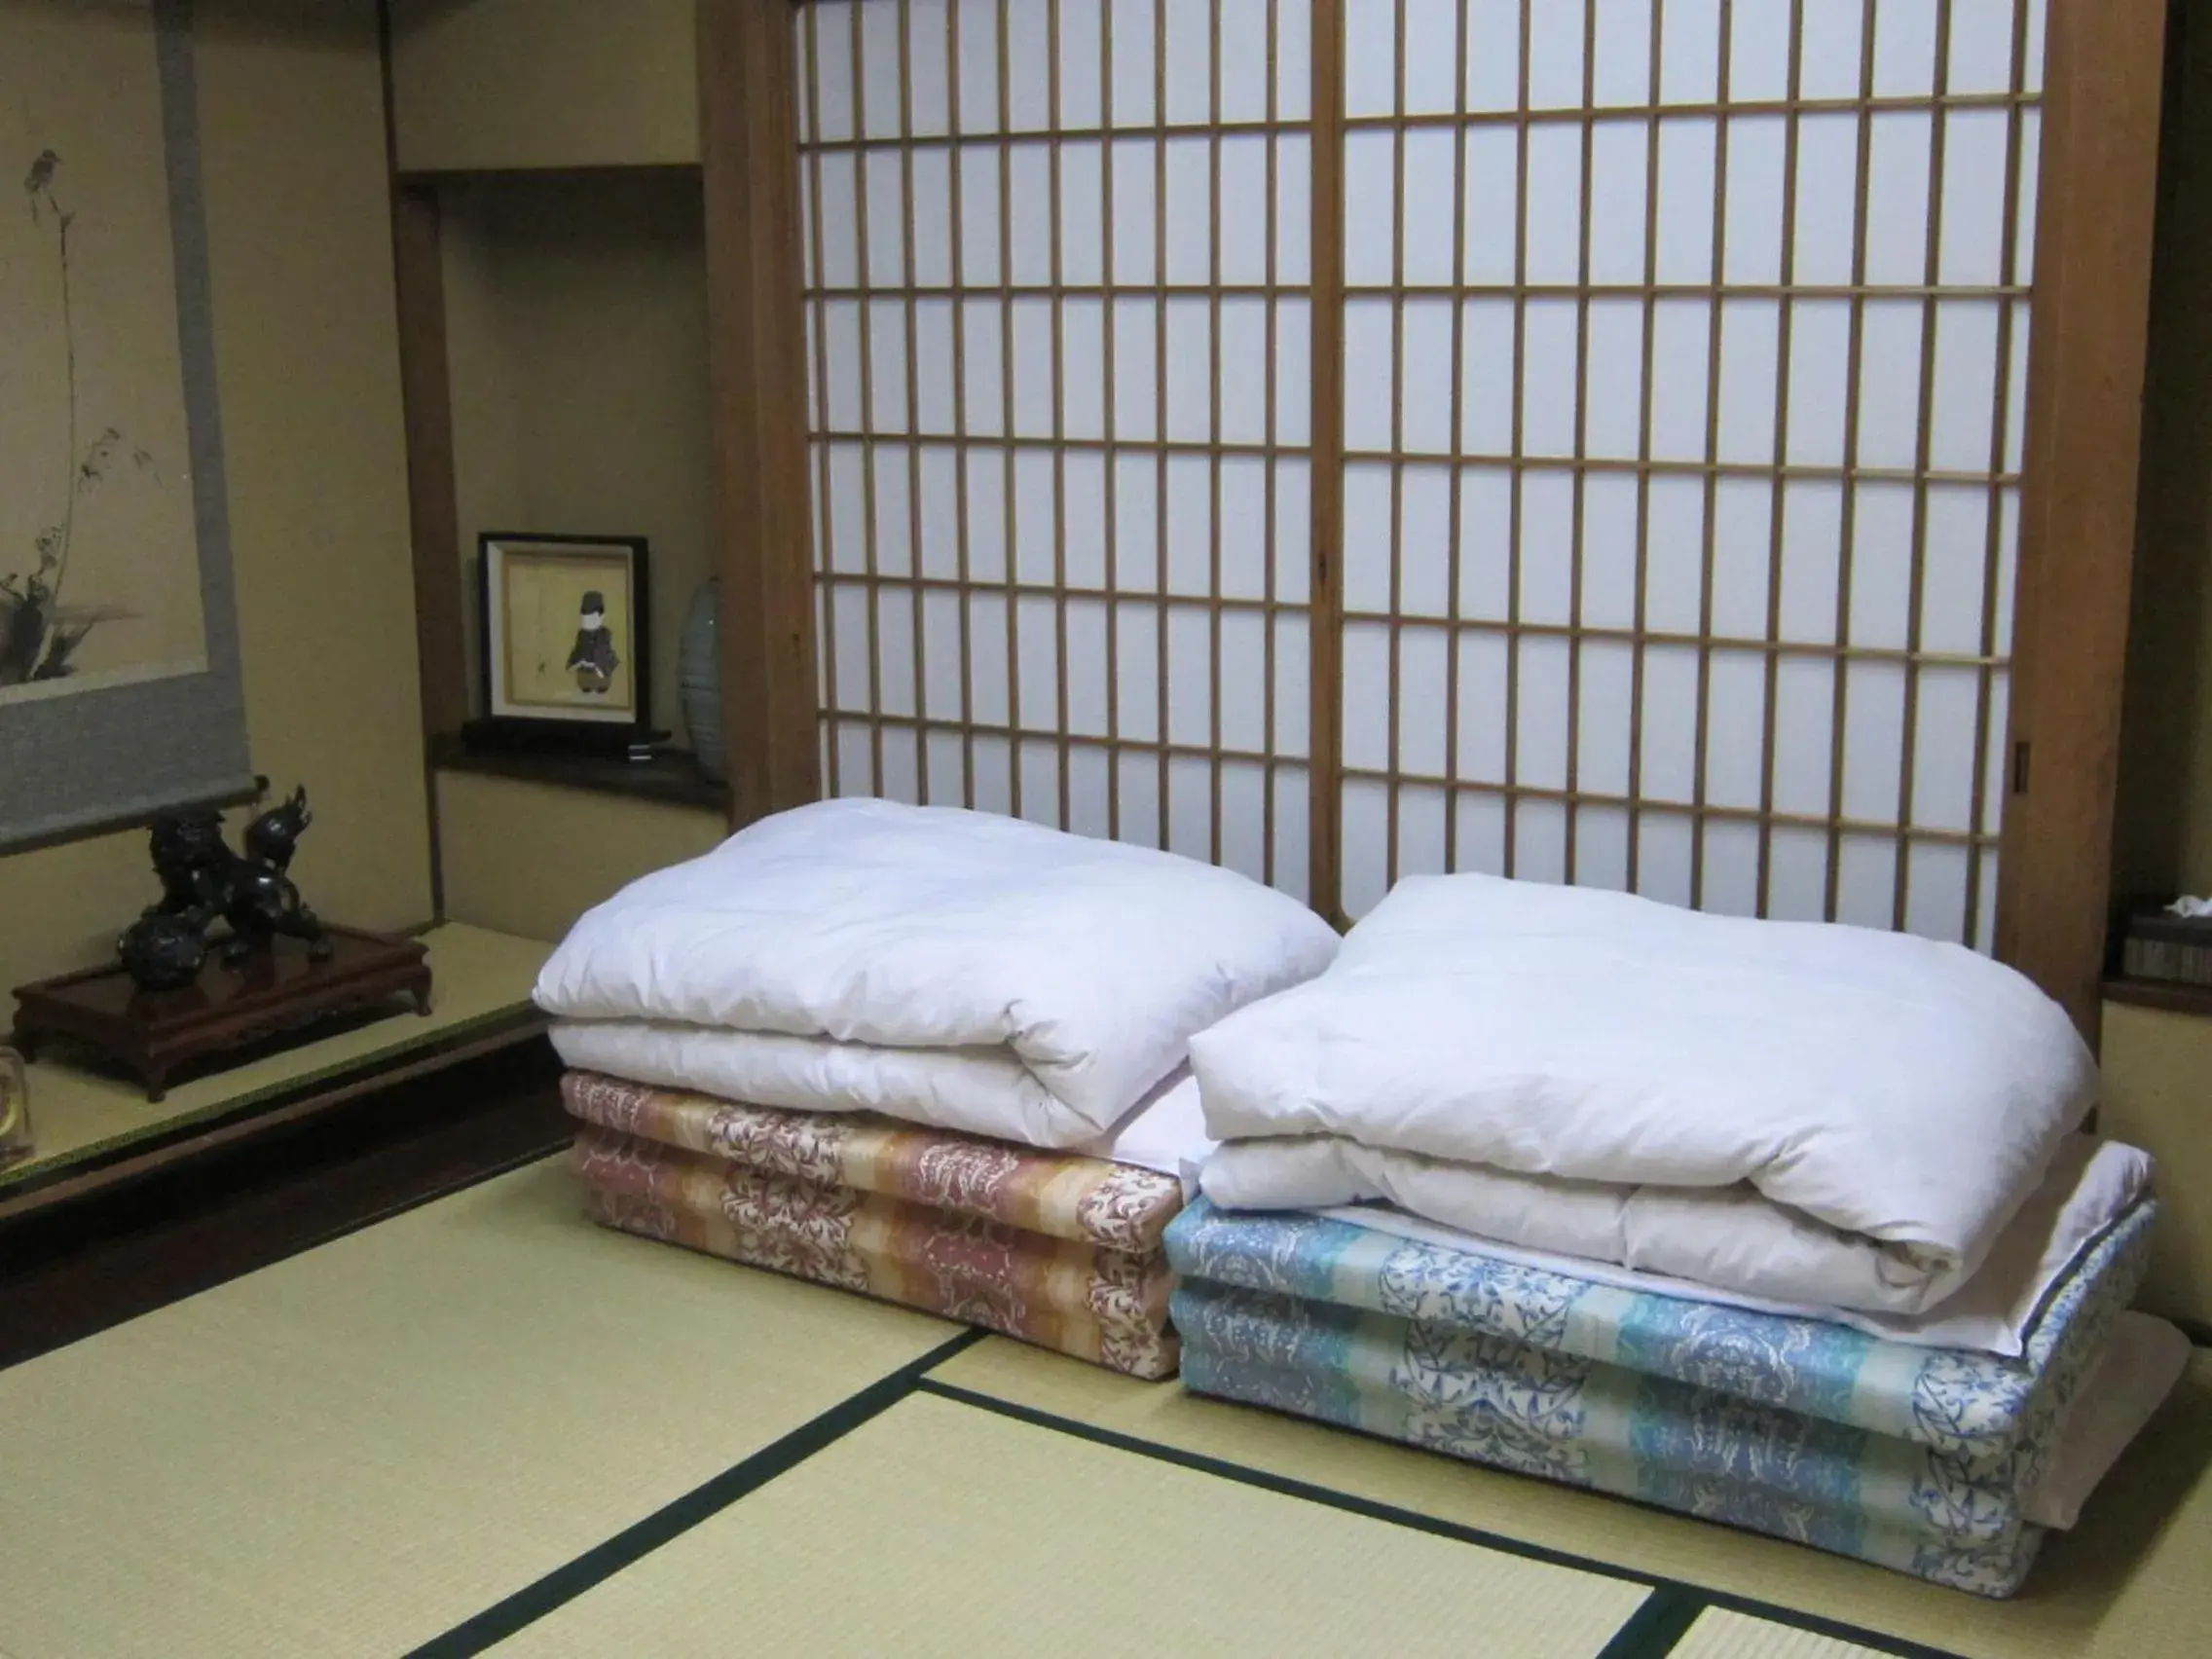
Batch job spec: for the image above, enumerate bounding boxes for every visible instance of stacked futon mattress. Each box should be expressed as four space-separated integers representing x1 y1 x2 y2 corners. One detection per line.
1175 873 2182 1595
535 797 1338 1377
568 1069 1195 1378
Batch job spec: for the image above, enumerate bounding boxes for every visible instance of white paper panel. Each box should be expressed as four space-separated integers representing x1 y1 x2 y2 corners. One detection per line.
801 0 1312 893
1342 0 2042 938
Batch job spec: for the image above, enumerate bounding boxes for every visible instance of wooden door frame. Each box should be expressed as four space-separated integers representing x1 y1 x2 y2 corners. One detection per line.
1997 0 2169 1041
703 0 2171 1040
700 0 822 828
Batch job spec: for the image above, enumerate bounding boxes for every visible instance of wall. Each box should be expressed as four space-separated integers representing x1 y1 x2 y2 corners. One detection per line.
433 772 722 941
390 0 719 940
0 0 432 998
387 0 698 173
2100 1003 2212 1332
2086 13 2212 1331
2114 9 2212 905
440 173 714 751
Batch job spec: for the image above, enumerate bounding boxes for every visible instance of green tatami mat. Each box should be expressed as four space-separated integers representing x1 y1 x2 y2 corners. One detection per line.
1675 1608 1900 1658
0 1160 959 1658
489 1389 1652 1659
928 1338 2212 1659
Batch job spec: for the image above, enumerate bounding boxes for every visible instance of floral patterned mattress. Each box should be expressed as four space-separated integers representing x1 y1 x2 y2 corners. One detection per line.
565 1072 1186 1379
1164 1197 2157 1596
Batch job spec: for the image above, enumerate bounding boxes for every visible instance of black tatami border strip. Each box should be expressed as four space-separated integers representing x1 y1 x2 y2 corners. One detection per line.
397 1339 1972 1659
919 1380 1671 1589
405 1327 989 1659
917 1378 1971 1659
1595 1585 1706 1659
173 1155 1972 1659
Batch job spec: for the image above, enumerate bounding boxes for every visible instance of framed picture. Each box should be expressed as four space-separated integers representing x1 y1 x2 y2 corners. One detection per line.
476 533 651 748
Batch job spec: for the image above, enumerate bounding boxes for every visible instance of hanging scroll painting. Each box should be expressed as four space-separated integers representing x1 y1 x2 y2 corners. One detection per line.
0 0 252 846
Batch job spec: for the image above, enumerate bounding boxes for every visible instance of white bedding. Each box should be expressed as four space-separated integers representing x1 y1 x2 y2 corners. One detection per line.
555 1019 1222 1175
1272 1136 2149 1356
1204 1135 2151 1339
1190 872 2098 1314
538 798 1339 1149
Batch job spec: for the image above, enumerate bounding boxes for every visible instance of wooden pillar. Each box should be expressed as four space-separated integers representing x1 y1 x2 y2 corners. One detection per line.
1308 0 1346 925
699 0 821 827
1997 0 2169 1041
381 0 465 916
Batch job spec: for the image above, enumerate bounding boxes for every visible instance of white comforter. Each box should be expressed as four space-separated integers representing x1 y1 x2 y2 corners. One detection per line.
1223 1135 2150 1353
1189 872 2100 1314
537 798 1341 1149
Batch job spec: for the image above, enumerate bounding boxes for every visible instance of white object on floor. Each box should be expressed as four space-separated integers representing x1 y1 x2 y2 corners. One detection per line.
1282 1135 2149 1355
537 798 1339 1148
2164 897 2212 918
2024 1311 2193 1530
1192 872 2096 1313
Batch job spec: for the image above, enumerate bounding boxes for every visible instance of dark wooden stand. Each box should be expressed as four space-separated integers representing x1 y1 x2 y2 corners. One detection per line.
10 928 434 1103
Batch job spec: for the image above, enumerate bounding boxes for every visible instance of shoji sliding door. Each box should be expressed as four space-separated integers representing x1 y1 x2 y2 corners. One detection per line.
795 0 1318 898
1335 0 2043 944
757 0 2159 1023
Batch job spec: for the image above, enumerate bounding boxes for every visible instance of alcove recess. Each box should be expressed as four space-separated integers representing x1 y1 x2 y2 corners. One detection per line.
387 0 743 942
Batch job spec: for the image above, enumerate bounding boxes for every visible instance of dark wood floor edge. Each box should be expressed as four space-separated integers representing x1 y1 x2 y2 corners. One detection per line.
0 1009 549 1213
403 1326 989 1657
914 1379 1972 1659
0 1139 571 1377
238 1140 571 1281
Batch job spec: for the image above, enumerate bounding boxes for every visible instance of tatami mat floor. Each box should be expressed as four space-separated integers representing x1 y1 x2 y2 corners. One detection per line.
2 1155 2205 1659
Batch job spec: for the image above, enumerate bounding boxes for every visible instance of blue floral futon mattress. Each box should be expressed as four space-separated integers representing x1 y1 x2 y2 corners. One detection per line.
1164 1197 2157 1597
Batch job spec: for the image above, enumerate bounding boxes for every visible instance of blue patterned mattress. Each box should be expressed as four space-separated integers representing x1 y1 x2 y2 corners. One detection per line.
1164 1198 2156 1597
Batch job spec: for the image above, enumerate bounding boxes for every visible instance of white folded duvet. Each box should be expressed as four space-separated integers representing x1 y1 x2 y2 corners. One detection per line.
1190 872 2100 1314
1219 1135 2149 1354
537 798 1341 1149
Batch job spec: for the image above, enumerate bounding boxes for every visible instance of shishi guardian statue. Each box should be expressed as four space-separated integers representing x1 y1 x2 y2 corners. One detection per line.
118 784 332 989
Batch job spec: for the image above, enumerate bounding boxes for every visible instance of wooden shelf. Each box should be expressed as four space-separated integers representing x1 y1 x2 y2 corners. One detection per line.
431 735 730 813
2104 977 2212 1018
395 162 701 189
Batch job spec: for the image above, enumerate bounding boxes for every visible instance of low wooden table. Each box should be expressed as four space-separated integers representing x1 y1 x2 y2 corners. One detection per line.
11 928 433 1102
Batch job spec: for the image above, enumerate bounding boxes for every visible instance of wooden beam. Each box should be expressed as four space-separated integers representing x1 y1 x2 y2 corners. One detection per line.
1309 0 1346 922
389 183 467 749
382 0 465 919
1997 0 2170 1041
699 0 823 826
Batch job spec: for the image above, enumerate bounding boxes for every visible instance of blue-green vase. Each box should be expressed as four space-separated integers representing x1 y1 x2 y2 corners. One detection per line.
680 579 727 783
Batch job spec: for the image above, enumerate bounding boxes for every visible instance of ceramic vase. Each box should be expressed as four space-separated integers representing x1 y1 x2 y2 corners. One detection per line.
0 1047 30 1171
680 578 727 783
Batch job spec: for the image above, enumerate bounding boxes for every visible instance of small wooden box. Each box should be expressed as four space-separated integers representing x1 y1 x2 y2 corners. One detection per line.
2120 905 2212 988
10 927 433 1103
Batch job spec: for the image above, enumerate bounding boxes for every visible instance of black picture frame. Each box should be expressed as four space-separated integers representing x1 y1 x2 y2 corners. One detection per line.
467 532 655 757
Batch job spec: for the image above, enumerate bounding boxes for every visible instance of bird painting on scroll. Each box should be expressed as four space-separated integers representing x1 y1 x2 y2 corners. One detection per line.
0 1 204 703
